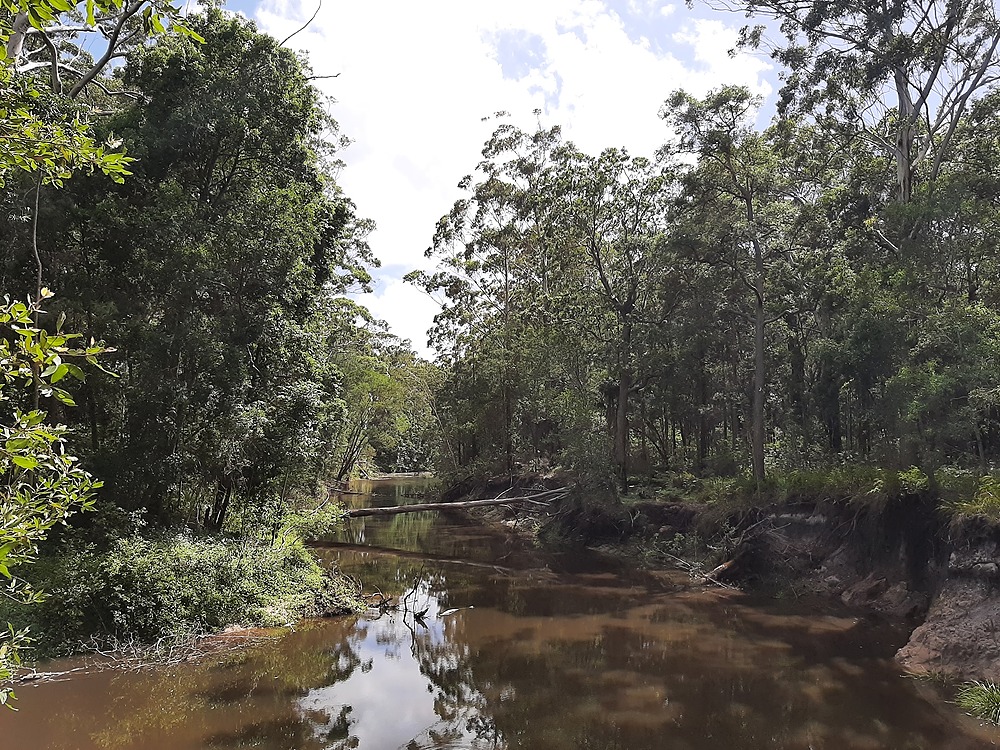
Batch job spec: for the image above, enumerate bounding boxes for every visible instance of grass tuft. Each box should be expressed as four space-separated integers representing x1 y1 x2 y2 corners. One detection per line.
956 681 1000 724
944 476 1000 523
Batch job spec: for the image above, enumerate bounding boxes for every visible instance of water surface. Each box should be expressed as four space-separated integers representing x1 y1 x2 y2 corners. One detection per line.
4 477 998 749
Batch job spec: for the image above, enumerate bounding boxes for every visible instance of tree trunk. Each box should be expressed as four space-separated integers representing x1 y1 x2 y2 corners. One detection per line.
615 370 631 492
5 13 29 64
894 67 916 204
697 353 710 471
211 475 233 530
751 236 766 492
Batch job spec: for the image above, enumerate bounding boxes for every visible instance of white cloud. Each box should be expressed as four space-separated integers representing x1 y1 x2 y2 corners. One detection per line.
253 1 773 359
358 278 441 357
660 3 677 18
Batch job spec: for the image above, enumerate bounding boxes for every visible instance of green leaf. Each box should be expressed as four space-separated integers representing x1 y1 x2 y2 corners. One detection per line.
52 389 76 406
11 456 38 470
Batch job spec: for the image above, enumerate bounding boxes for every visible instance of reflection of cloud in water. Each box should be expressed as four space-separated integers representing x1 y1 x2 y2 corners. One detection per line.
296 584 487 749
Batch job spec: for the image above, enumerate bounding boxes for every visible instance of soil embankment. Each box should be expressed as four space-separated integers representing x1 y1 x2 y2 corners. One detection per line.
628 496 1000 681
447 477 1000 682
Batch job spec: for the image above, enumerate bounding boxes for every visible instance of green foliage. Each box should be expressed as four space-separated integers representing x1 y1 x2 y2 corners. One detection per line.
896 466 930 494
275 502 347 548
956 681 1000 725
0 294 110 703
0 0 201 43
4 528 361 654
0 0 206 187
945 475 1000 523
0 625 28 708
0 68 132 186
0 10 406 526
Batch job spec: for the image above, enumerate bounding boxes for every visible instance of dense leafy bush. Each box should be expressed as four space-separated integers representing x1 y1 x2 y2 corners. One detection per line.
3 528 360 656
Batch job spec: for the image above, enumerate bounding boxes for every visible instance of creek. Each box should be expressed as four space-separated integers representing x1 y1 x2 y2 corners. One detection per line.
3 477 998 749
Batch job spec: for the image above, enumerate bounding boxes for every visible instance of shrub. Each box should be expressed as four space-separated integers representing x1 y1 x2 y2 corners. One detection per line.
897 466 931 494
2 529 362 656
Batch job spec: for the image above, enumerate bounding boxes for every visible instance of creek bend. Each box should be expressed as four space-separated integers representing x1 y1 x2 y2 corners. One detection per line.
4 477 998 749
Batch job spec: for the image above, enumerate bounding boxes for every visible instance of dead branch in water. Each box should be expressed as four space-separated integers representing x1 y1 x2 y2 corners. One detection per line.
315 541 521 574
344 487 570 518
15 629 279 684
660 551 736 590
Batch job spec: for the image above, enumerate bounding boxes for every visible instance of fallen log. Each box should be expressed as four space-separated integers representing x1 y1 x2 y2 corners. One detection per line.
313 541 524 573
344 487 569 518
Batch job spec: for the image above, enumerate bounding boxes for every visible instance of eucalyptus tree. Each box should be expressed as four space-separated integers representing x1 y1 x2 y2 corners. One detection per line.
664 86 801 488
562 147 677 488
720 0 1000 206
410 120 573 476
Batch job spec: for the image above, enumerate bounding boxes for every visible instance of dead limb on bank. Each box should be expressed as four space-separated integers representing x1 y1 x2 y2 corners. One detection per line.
344 486 570 518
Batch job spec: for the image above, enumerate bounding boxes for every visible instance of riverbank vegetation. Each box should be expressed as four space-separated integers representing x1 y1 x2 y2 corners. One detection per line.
957 681 1000 725
0 503 362 658
0 6 434 680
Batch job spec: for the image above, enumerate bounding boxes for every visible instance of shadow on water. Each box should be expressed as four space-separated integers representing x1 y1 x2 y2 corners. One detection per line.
4 476 1000 749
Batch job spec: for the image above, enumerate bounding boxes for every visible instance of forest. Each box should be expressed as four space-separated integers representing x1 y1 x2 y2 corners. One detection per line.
415 5 1000 498
3 0 1000 725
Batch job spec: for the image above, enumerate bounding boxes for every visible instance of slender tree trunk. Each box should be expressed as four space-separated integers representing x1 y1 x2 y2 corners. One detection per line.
84 306 100 451
751 236 766 492
614 321 633 492
697 353 709 470
615 369 631 492
211 475 233 530
973 421 987 475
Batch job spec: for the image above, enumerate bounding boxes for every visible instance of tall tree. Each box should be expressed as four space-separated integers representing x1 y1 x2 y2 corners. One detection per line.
664 86 793 489
724 0 1000 204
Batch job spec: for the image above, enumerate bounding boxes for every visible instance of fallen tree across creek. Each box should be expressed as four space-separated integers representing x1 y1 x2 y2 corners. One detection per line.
343 486 570 518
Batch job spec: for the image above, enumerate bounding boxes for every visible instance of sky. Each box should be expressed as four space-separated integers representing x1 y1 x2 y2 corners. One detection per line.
244 0 778 357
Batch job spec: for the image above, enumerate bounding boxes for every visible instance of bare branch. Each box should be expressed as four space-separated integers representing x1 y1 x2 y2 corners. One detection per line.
279 0 321 47
68 0 144 99
27 24 98 35
37 29 62 95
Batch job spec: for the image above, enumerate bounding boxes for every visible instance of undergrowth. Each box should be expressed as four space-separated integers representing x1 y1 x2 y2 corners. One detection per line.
630 465 1000 524
0 504 363 659
944 475 1000 523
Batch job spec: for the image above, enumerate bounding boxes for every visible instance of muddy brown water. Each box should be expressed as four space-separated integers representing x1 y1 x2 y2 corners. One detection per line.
4 477 999 749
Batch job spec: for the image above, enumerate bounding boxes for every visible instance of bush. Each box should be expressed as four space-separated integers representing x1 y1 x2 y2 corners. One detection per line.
2 529 361 656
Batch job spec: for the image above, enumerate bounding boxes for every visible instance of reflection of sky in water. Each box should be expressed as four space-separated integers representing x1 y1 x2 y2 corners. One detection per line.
298 584 483 749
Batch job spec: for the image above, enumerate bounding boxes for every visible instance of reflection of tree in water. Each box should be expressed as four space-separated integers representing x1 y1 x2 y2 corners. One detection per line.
63 619 376 750
297 705 358 750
